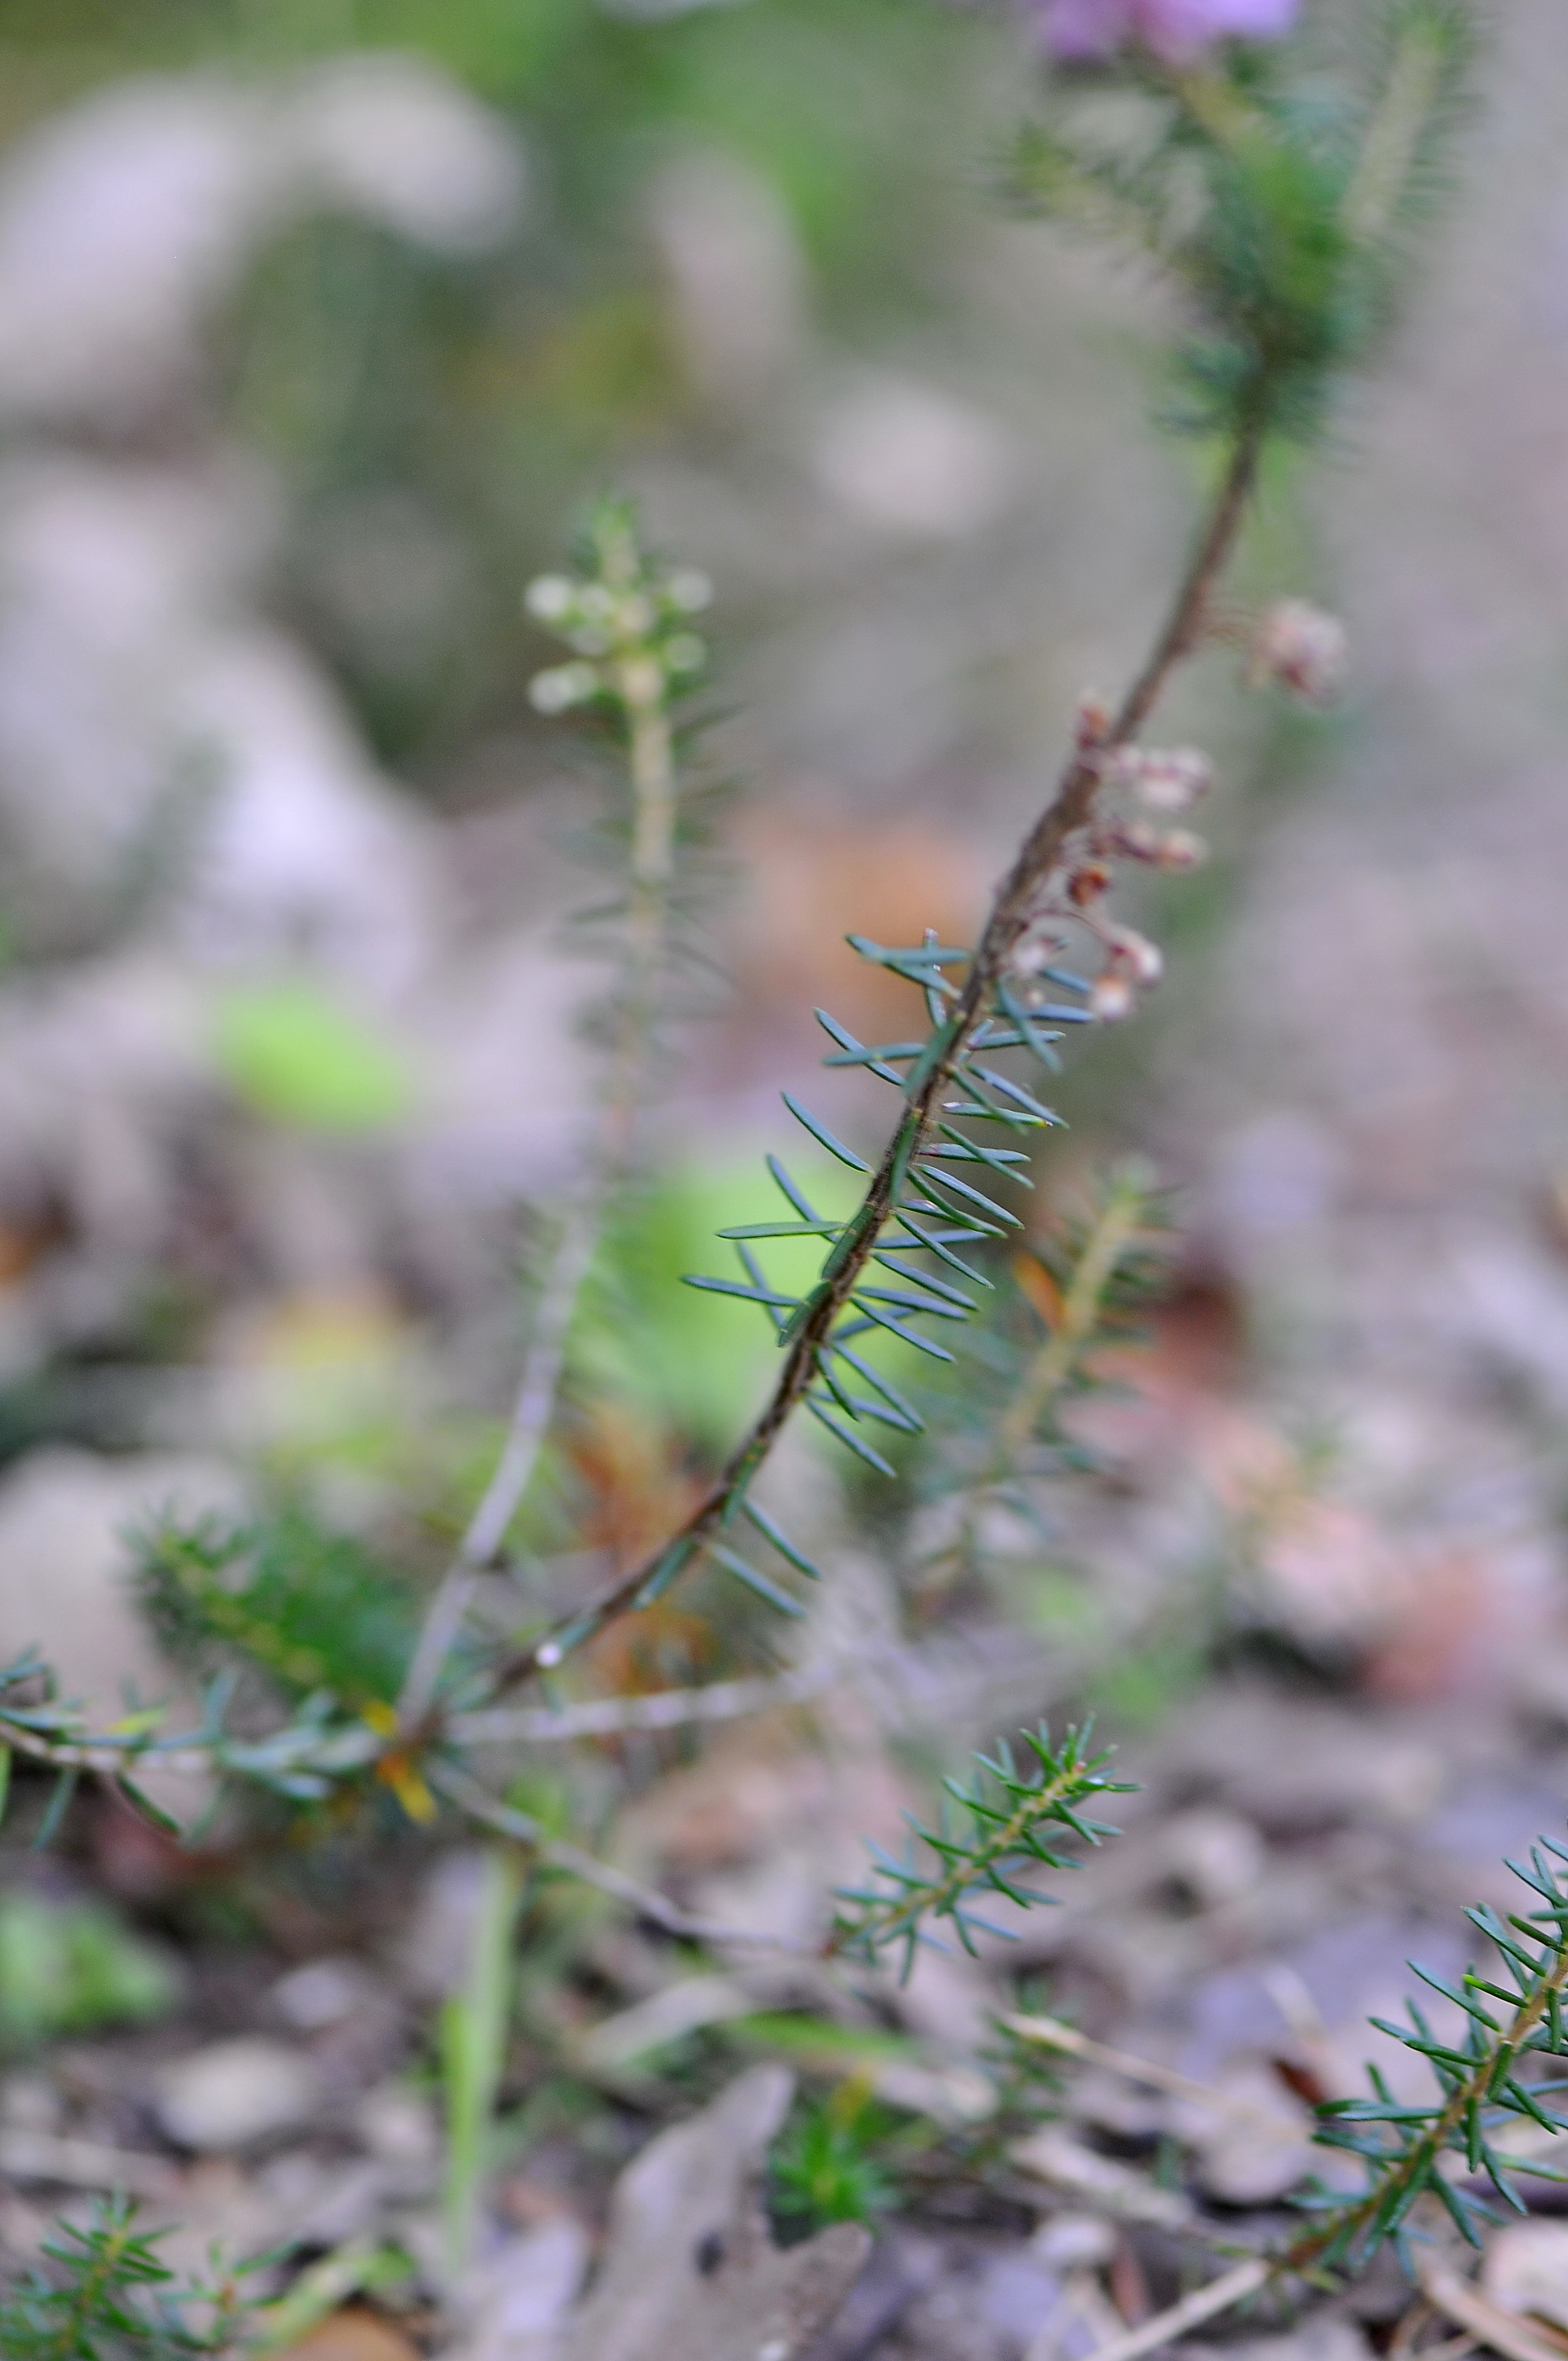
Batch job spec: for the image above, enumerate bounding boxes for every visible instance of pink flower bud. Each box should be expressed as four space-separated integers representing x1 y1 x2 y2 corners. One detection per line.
1089 970 1136 1022
1008 922 1068 980
1103 922 1163 986
1074 690 1115 749
1104 744 1212 812
1249 599 1348 705
1150 826 1206 872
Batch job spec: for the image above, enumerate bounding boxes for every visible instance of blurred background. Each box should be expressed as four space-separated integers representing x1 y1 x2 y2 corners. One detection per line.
6 0 1568 2348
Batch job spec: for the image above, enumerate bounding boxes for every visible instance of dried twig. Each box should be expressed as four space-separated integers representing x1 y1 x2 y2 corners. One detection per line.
0 2130 180 2204
1026 2257 1270 2361
1006 2014 1309 2142
1418 2268 1568 2361
427 1759 815 1955
449 1660 835 1745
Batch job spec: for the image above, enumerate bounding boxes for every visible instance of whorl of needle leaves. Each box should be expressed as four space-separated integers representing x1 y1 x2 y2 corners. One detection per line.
1290 1837 1568 2276
829 1721 1132 1978
0 2193 259 2360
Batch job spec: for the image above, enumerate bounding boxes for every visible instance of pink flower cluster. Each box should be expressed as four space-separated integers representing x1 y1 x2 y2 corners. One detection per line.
1028 0 1298 63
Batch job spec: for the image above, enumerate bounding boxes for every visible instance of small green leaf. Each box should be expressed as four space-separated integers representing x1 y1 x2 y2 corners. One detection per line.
32 1767 78 1852
115 1777 185 1841
805 1397 897 1476
742 1500 823 1581
781 1094 871 1173
705 1541 805 1617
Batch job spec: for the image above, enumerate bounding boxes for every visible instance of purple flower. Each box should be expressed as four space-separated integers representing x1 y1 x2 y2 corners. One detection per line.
1028 0 1298 63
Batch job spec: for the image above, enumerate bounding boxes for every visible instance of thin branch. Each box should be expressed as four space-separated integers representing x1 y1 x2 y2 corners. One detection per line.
937 1166 1155 1582
1005 2014 1309 2142
397 1201 603 1726
428 1759 815 1954
449 1660 835 1745
496 420 1266 1693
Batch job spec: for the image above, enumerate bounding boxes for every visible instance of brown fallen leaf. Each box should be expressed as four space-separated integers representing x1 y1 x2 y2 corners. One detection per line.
273 2306 421 2361
563 2065 869 2361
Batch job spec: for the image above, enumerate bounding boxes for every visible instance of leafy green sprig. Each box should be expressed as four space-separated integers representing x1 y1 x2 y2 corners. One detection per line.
1289 1841 1568 2275
0 1644 382 1829
1011 0 1476 444
1066 1831 1568 2361
0 2196 259 2360
828 1721 1131 1979
476 0 1471 1701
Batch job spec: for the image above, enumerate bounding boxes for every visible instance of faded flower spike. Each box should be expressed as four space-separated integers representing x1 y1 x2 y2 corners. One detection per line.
1025 0 1298 66
1249 599 1348 706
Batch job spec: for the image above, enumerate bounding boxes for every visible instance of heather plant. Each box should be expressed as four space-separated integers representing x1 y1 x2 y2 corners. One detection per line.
1 1 1531 2348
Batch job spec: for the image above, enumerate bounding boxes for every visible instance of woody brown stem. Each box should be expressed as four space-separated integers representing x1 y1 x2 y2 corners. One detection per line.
488 421 1266 1698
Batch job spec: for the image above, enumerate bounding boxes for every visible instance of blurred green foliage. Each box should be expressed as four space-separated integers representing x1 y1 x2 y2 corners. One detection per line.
135 1508 421 1710
0 0 1005 776
571 1147 862 1453
211 978 415 1132
0 1892 180 2049
770 2075 900 2238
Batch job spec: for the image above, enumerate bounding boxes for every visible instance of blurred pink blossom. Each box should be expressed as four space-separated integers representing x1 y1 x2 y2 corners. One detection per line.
1030 0 1299 62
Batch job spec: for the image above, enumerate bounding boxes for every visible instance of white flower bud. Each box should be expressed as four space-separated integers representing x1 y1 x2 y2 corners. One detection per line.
530 661 600 714
1249 599 1347 705
1110 817 1161 861
524 574 576 624
618 654 666 709
663 632 706 676
666 568 713 614
1109 817 1207 871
